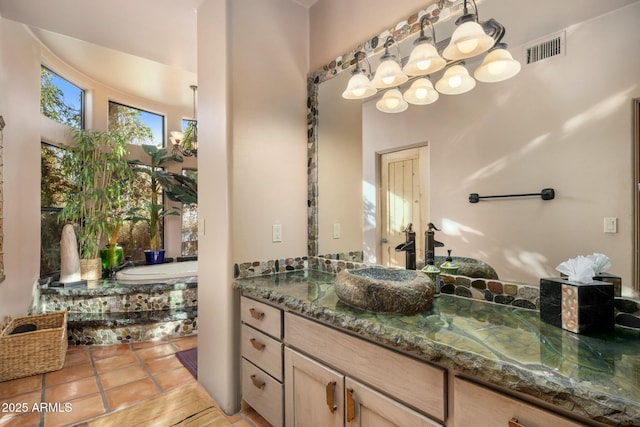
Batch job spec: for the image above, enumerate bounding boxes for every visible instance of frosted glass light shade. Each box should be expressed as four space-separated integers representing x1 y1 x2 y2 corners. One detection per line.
376 89 408 113
371 58 408 89
403 78 439 105
169 131 183 144
442 21 494 61
435 65 476 95
402 42 446 76
474 48 521 82
342 73 377 99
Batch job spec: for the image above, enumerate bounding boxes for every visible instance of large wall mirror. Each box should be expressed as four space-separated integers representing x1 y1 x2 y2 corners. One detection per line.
308 0 640 294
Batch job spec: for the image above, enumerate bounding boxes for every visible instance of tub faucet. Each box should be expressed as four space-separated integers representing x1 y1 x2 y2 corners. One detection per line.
425 223 444 265
395 223 416 270
109 260 135 280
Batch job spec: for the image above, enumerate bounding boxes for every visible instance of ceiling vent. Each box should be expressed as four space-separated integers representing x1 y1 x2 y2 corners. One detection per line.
524 31 565 66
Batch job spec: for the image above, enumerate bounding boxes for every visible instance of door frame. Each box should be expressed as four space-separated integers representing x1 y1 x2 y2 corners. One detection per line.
376 143 430 266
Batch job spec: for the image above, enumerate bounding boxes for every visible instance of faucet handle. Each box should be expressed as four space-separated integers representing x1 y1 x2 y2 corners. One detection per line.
428 222 440 231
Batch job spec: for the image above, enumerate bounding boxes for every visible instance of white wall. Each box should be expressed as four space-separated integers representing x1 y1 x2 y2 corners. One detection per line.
362 4 640 293
196 0 308 414
231 0 308 262
0 17 195 320
0 18 42 320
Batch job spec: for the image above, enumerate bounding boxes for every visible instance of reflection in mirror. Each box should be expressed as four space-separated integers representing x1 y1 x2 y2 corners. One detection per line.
309 0 639 294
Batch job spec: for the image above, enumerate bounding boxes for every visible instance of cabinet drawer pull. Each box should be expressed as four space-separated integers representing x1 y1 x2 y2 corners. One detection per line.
346 388 356 422
249 308 265 320
508 417 525 427
326 381 337 414
250 374 265 390
250 338 266 351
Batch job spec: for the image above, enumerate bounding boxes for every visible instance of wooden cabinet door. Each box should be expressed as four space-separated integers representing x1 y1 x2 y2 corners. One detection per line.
345 378 442 427
285 348 344 427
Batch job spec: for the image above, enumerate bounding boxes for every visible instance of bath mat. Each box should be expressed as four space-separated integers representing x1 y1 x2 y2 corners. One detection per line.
176 347 197 379
82 382 229 426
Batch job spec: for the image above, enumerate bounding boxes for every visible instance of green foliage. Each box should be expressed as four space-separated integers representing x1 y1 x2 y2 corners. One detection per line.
181 120 197 152
108 103 154 146
127 145 184 251
40 68 82 129
58 129 133 259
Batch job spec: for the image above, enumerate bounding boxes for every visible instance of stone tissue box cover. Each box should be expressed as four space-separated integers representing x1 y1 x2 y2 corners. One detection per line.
540 277 614 334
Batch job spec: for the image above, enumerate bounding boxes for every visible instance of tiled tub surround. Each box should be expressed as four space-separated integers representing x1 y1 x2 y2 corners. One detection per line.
38 278 197 345
235 270 640 426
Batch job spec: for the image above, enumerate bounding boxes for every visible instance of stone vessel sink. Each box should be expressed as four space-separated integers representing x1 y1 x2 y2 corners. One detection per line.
335 267 434 315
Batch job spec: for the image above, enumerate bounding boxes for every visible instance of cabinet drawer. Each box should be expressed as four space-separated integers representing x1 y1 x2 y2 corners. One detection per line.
453 377 583 427
241 296 282 339
285 312 446 422
242 358 283 427
241 324 283 381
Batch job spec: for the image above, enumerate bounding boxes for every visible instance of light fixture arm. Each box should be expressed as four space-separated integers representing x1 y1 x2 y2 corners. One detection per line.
381 36 401 62
457 0 480 25
417 15 437 45
353 51 372 77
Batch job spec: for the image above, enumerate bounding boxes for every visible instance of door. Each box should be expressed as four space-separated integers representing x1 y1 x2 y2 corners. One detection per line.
380 146 429 267
285 348 344 427
345 378 442 427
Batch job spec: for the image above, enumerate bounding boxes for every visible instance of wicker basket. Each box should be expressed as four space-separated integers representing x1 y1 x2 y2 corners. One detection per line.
0 311 68 382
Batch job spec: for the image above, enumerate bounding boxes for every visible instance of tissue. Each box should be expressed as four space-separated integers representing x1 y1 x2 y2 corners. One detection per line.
587 252 612 275
555 256 595 284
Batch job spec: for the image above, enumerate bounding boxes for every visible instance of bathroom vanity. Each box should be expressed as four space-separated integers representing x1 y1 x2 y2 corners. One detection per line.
235 270 640 426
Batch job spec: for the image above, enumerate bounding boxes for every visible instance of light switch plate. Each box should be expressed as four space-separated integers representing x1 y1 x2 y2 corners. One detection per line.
272 224 282 242
604 217 617 233
333 223 341 239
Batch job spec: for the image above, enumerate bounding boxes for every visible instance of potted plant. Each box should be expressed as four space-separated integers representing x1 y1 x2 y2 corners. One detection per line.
59 129 132 279
127 145 183 264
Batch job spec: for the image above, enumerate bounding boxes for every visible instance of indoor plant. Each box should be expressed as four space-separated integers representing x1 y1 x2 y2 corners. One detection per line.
127 144 183 264
59 129 132 279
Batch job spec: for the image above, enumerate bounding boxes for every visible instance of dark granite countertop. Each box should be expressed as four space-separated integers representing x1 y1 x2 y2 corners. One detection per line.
39 277 197 296
234 270 640 426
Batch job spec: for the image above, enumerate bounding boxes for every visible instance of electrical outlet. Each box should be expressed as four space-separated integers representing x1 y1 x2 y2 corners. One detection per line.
333 223 341 239
272 224 282 242
604 217 617 233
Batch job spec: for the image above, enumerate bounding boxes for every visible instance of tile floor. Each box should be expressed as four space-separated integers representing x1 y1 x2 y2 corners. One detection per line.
0 336 270 427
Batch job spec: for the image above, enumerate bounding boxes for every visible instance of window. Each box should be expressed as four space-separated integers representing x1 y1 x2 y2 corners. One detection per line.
41 143 73 275
108 101 164 147
40 66 84 129
181 169 198 256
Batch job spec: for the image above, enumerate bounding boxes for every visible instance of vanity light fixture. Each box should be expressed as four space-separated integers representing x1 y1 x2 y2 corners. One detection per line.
435 63 476 95
342 51 377 99
170 85 198 157
403 78 439 105
402 16 446 77
442 0 495 61
341 0 521 113
370 37 408 89
474 42 521 83
376 88 409 113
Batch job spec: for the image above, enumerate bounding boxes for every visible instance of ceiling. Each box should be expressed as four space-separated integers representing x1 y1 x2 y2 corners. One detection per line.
0 0 637 110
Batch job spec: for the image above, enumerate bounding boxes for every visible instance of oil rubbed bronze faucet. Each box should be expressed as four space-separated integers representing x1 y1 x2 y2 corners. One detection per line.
425 223 444 265
395 223 416 270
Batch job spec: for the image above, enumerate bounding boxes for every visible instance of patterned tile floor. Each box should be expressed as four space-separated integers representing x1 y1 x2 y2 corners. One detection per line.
0 336 270 427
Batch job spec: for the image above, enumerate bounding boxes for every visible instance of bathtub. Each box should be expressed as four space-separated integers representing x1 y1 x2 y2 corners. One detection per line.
115 260 198 283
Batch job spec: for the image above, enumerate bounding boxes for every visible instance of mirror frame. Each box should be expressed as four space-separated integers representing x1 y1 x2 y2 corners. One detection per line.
306 0 470 258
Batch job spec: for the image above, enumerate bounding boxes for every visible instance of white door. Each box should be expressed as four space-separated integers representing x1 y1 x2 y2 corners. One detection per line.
380 146 428 267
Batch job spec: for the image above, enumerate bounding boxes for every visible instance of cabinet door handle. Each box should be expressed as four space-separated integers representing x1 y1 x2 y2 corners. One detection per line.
346 388 356 422
325 381 337 414
249 308 264 320
508 417 525 427
250 338 266 351
250 374 265 390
